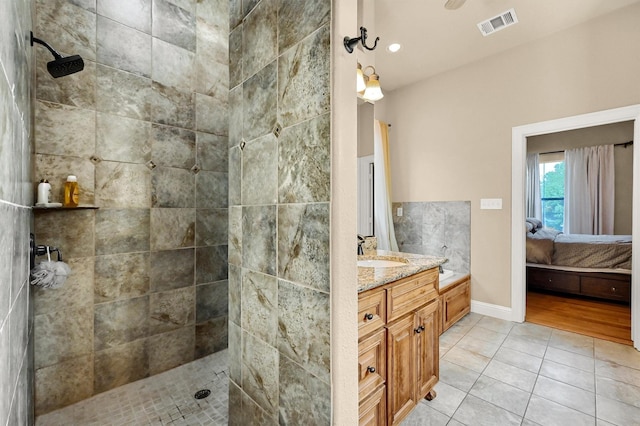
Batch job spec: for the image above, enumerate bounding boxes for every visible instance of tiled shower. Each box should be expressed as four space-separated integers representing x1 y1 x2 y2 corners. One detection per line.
31 0 229 416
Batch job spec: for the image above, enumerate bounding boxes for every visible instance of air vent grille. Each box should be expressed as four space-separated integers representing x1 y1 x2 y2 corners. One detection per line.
478 8 518 36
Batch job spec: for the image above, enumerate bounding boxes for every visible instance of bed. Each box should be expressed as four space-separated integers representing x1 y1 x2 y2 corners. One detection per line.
525 217 632 303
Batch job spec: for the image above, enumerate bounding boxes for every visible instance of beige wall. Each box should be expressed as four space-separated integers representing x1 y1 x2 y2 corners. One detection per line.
358 102 375 156
528 121 634 235
376 3 640 307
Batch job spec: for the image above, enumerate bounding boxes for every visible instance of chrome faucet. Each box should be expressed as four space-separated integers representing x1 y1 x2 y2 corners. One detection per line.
357 234 365 255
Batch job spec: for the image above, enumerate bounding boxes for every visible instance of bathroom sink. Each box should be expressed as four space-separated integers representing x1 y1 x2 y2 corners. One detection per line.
357 258 409 268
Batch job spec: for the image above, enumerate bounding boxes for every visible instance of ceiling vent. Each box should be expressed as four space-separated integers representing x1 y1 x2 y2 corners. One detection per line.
477 8 518 36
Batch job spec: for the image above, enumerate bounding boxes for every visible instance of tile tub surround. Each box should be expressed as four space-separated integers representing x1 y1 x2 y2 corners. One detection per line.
393 201 471 274
357 250 448 292
32 0 229 415
228 0 333 424
0 0 36 424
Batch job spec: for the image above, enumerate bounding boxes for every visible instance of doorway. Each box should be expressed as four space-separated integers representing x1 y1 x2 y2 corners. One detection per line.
511 104 640 350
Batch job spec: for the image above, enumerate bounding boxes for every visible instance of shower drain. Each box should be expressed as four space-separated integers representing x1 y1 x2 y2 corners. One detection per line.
194 389 211 400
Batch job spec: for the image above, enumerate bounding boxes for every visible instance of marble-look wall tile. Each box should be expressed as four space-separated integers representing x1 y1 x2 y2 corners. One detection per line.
242 134 277 205
33 257 94 315
152 38 195 91
93 338 149 394
243 61 276 142
196 132 228 172
278 203 330 292
228 263 241 326
195 245 228 284
97 0 151 33
151 166 194 207
95 161 151 208
35 354 93 416
228 206 242 266
152 0 196 52
242 331 279 416
242 0 276 80
278 354 331 425
195 92 228 135
195 316 228 358
36 54 97 110
278 0 331 53
196 0 226 30
229 0 242 31
151 124 196 169
196 280 228 322
195 17 228 97
34 307 93 369
242 269 277 347
35 101 96 158
34 210 95 259
96 64 152 121
150 208 195 250
278 112 330 203
149 286 195 334
196 208 228 246
228 25 242 89
242 0 259 18
97 15 151 77
96 113 151 164
94 296 149 351
393 201 423 247
35 154 95 205
150 81 195 129
228 321 242 384
196 170 228 208
242 205 276 276
278 25 330 127
228 85 242 146
95 209 150 255
277 280 330 383
36 0 97 61
94 252 150 303
150 248 195 292
228 145 241 206
148 326 195 374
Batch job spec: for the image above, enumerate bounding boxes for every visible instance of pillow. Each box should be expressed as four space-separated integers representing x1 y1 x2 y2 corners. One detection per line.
525 222 534 233
526 217 543 230
526 237 553 264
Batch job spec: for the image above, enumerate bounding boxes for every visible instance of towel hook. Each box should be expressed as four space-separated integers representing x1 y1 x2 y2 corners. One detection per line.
344 27 379 53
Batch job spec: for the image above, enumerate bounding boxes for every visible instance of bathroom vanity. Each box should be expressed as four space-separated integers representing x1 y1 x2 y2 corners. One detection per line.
357 251 447 426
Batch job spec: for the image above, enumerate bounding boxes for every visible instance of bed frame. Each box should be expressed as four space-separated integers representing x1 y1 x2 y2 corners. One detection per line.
527 265 631 303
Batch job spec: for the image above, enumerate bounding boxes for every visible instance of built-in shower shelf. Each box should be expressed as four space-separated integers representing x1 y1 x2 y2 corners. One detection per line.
33 205 99 210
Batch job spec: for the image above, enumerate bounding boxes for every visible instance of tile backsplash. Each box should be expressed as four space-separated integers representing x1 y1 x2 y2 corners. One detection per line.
393 201 471 274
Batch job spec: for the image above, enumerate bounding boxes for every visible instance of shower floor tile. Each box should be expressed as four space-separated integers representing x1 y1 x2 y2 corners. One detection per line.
35 349 229 426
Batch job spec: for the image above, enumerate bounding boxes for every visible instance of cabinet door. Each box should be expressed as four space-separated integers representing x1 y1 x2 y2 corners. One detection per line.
359 385 386 426
415 300 439 399
359 329 386 401
386 314 416 425
441 280 470 333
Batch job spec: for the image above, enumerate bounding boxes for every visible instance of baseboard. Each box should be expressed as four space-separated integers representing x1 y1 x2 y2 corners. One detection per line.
470 300 515 322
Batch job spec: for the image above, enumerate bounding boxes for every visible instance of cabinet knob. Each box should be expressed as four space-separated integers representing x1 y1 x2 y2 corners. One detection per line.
611 287 616 292
365 313 374 320
414 325 425 334
367 366 376 373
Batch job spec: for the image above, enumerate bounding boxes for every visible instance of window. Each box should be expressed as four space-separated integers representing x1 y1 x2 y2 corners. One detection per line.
539 153 565 231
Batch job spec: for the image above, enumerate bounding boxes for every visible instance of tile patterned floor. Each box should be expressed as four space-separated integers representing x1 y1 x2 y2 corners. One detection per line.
402 313 640 426
35 314 640 425
35 350 229 426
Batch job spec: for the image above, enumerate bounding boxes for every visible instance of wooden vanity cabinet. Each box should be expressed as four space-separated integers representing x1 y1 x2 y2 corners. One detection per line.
358 268 440 426
439 275 471 334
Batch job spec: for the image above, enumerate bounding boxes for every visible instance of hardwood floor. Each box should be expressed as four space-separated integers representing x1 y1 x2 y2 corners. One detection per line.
526 290 632 345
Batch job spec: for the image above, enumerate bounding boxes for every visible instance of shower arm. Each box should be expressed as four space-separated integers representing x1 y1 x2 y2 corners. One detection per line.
30 32 63 60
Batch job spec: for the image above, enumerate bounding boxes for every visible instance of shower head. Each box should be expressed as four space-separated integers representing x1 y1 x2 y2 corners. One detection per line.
30 32 84 78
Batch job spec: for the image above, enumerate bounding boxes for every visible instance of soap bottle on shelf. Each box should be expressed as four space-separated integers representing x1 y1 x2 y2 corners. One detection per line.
63 175 79 207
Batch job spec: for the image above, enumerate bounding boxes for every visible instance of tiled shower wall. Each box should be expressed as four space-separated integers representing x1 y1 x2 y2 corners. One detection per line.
0 0 36 425
32 0 229 415
393 201 471 274
227 0 332 424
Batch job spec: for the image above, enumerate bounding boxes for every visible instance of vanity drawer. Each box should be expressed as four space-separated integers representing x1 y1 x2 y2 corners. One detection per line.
386 269 438 322
359 289 386 338
358 329 386 400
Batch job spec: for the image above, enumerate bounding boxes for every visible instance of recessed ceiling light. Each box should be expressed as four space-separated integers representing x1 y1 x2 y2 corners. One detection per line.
387 43 401 53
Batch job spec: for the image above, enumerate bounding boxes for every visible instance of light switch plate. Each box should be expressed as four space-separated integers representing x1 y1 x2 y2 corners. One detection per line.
397 207 403 217
480 198 502 209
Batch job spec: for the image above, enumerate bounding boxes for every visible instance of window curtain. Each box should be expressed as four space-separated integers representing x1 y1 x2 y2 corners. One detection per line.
564 145 615 235
526 153 541 219
373 119 399 252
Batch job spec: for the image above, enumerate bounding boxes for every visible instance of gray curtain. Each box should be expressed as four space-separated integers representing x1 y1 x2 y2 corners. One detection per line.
526 153 541 219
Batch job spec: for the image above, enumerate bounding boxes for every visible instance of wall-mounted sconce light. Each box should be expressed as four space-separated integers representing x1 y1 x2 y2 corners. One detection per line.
357 64 384 102
30 31 84 78
344 27 379 53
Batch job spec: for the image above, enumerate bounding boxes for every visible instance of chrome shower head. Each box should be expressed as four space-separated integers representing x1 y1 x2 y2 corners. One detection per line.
30 32 84 78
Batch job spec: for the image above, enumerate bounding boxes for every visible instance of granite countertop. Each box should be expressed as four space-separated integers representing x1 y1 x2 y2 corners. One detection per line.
358 250 448 293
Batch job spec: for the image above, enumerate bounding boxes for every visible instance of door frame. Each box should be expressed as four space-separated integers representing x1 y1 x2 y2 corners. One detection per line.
511 104 640 350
